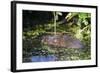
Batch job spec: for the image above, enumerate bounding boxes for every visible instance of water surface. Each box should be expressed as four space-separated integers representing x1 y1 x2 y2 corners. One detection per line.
31 55 57 62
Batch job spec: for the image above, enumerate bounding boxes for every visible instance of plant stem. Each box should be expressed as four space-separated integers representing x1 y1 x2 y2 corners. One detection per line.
54 11 56 36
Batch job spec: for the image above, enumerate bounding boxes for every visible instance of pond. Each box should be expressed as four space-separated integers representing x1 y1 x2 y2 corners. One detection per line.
31 55 57 62
23 55 57 63
23 34 85 63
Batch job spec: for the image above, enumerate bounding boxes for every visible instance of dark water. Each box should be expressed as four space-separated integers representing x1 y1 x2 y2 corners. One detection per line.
31 55 57 62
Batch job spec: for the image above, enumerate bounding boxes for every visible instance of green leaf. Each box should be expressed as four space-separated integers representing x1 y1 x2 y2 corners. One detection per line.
82 19 88 25
65 12 78 22
56 12 62 16
79 13 88 19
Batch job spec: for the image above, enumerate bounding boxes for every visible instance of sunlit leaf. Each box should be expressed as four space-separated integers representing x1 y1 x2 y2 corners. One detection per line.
82 19 88 25
56 12 62 16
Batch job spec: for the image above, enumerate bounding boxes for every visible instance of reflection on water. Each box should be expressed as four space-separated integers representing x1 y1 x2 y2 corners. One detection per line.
23 48 84 63
31 55 57 62
23 55 57 63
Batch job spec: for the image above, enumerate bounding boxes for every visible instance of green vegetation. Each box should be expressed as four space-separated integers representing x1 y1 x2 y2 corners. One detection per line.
23 10 91 62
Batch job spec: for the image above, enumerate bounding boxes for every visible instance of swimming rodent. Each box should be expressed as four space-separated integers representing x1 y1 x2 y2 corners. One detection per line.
41 34 84 49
